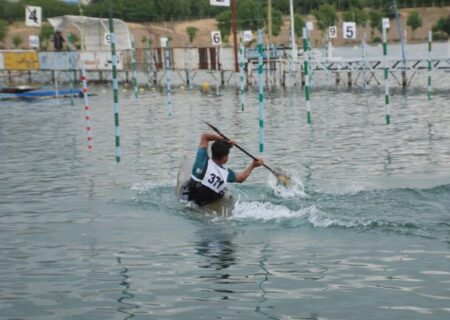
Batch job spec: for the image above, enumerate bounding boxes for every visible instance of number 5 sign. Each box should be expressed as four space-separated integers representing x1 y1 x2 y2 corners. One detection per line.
343 22 356 39
211 31 222 46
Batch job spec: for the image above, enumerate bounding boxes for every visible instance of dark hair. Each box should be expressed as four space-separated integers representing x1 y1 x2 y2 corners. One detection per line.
211 140 231 160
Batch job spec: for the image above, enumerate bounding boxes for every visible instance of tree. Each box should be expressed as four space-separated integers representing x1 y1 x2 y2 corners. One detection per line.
407 10 422 39
267 7 284 37
294 13 305 39
312 4 337 32
237 0 264 31
432 15 450 35
12 35 22 48
186 26 198 44
39 23 54 50
369 9 383 37
216 10 231 43
67 33 80 50
0 19 7 45
432 14 450 40
342 7 368 27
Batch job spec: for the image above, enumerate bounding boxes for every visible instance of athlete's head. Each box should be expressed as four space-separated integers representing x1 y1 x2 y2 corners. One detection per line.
211 140 232 163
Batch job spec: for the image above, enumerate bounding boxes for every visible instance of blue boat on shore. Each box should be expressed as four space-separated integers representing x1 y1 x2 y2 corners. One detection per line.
0 86 83 100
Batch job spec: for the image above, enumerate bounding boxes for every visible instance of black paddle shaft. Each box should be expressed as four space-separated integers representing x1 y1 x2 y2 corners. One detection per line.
201 120 280 177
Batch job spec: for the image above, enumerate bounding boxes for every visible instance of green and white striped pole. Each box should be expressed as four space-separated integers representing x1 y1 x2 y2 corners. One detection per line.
303 27 312 124
257 29 265 153
146 40 153 89
361 32 367 92
109 13 121 162
382 23 390 125
68 36 75 106
427 30 432 101
187 43 192 89
239 34 245 111
164 40 173 117
131 34 138 99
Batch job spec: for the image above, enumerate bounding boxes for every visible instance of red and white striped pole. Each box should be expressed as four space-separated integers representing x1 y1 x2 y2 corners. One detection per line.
81 63 93 150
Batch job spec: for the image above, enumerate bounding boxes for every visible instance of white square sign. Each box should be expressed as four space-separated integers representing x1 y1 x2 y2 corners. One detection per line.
306 21 314 31
29 35 40 48
160 37 168 48
329 26 337 39
210 0 230 6
243 30 253 42
343 22 356 39
25 6 42 27
104 33 112 46
211 31 222 46
382 18 390 29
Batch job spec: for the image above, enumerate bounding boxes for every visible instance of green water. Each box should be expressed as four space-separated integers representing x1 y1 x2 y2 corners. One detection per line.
0 85 449 319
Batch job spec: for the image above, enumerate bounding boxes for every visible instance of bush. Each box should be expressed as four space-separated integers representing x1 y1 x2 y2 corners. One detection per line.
0 18 8 43
371 36 381 43
432 31 449 41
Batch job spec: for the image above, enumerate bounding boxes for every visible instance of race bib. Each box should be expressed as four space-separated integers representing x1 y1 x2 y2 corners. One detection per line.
201 160 229 193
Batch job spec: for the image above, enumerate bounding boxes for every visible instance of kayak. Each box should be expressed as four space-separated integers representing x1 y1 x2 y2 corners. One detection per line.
175 155 235 217
0 85 39 94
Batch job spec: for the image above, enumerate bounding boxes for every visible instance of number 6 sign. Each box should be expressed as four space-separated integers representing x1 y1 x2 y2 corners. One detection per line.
211 31 222 46
343 22 356 39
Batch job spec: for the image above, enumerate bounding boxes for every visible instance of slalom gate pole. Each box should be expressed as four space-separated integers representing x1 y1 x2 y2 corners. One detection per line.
164 42 173 117
109 12 121 162
81 62 93 151
131 34 138 99
427 31 432 101
239 34 246 111
382 24 391 125
257 29 265 153
303 27 312 124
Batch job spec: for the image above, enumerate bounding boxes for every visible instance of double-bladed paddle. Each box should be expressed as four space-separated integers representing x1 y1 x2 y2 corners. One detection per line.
202 120 291 186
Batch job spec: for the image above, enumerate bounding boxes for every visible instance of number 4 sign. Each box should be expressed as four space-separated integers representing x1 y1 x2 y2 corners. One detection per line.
343 22 356 39
25 6 42 27
211 31 222 46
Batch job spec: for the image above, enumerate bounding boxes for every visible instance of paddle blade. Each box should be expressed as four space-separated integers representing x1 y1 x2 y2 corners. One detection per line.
273 169 292 187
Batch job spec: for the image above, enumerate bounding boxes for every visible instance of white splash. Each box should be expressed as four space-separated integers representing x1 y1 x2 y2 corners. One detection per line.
308 208 376 228
231 200 380 229
231 200 313 221
130 181 160 193
267 171 307 199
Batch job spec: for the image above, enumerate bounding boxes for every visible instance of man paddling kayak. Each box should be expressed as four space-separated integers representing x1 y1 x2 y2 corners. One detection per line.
180 132 264 206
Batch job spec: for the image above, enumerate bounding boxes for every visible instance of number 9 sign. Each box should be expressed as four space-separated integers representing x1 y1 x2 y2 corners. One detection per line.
343 22 356 39
211 31 222 46
329 26 337 39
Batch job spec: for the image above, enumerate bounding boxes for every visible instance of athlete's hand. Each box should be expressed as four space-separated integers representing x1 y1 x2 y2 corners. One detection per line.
252 158 264 168
227 139 236 147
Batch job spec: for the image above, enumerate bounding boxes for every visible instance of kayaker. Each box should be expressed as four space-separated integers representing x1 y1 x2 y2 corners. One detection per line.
181 132 264 206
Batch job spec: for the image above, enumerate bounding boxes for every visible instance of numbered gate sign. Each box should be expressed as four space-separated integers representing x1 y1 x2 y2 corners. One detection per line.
25 6 42 27
160 37 168 48
343 22 356 39
329 26 337 39
382 18 390 29
104 33 111 46
211 31 222 46
210 0 230 6
243 30 253 42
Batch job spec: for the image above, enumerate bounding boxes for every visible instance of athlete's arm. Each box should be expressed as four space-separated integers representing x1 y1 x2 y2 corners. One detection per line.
199 132 224 148
235 158 264 183
199 132 235 148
